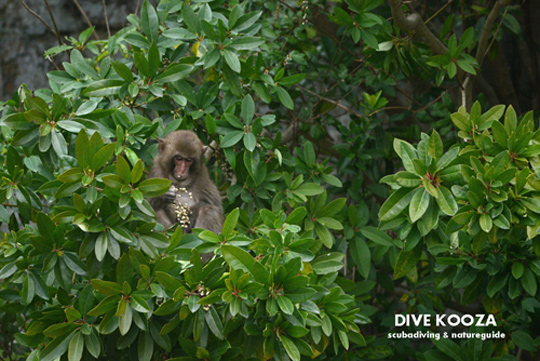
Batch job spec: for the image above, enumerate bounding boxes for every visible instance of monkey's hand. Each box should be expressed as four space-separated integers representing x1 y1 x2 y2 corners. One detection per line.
164 186 177 202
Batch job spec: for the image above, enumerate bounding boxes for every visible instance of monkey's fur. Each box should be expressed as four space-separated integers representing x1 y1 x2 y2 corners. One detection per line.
148 131 223 236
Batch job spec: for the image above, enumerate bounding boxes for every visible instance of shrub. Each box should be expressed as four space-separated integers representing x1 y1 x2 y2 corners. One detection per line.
0 1 360 360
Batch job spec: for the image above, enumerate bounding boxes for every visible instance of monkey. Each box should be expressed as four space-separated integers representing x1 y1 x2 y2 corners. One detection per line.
147 130 223 239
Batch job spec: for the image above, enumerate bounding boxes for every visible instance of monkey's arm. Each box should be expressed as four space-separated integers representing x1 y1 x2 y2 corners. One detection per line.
194 204 224 234
155 209 174 229
149 186 177 228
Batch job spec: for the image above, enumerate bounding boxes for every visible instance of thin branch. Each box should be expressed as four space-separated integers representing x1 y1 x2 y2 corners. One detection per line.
388 0 447 55
475 0 512 68
73 0 100 40
296 85 363 119
18 0 59 42
367 88 452 118
135 0 143 16
482 3 510 67
424 0 454 26
43 0 62 46
102 0 111 37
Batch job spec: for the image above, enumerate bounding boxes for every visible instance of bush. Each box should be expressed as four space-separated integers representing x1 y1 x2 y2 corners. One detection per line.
0 1 361 360
2 0 539 360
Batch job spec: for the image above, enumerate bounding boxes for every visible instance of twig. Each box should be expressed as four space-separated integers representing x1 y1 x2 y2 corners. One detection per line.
43 0 62 46
475 0 512 68
367 88 452 117
18 0 59 42
102 0 111 37
482 3 510 66
135 0 143 15
389 0 448 55
424 0 454 25
73 0 100 40
296 85 363 119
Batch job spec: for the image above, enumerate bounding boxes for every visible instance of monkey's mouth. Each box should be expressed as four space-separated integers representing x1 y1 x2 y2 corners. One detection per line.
175 174 187 181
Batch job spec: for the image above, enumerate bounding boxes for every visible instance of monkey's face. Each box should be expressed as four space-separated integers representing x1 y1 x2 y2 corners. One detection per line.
158 130 204 187
173 155 194 181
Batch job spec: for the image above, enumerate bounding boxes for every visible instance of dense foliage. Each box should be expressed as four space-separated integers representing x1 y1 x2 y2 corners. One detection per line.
0 0 539 360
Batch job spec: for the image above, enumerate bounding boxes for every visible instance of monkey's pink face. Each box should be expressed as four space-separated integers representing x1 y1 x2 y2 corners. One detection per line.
173 155 194 181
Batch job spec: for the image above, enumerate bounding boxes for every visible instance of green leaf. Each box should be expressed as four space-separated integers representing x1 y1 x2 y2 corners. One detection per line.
84 330 101 358
221 245 253 271
522 268 537 296
229 37 265 50
82 79 124 97
394 241 422 279
296 183 324 196
221 131 244 148
428 130 443 159
222 208 239 238
204 307 225 340
241 94 255 124
148 42 160 76
409 188 429 222
450 112 471 132
138 178 171 198
486 273 508 298
141 0 159 42
317 217 343 230
435 186 458 216
75 100 98 116
223 50 241 73
68 332 84 361
243 132 256 152
378 187 416 221
432 339 464 361
138 332 154 361
311 253 344 274
0 263 17 279
155 271 183 292
112 61 133 82
156 64 194 83
40 331 74 361
276 86 294 109
22 274 35 304
319 198 347 217
90 143 115 170
205 113 216 134
181 2 199 33
277 296 295 315
91 279 122 296
512 262 524 279
118 304 133 335
281 335 300 361
479 213 493 233
511 331 537 352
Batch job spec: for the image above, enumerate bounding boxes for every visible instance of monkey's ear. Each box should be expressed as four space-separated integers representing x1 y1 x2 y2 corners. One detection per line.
158 138 166 153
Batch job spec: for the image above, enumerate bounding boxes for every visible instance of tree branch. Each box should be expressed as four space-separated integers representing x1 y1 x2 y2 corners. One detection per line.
388 0 447 55
18 0 61 44
475 0 512 68
43 0 62 46
296 85 363 119
102 0 111 38
73 0 100 40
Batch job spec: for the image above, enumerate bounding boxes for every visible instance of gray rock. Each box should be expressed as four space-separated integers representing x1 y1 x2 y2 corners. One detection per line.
0 0 139 100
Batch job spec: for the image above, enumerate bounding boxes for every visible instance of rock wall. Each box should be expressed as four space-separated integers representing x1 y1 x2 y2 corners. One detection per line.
0 0 138 100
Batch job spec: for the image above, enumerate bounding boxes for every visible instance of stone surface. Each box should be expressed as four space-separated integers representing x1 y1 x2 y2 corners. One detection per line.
0 0 138 100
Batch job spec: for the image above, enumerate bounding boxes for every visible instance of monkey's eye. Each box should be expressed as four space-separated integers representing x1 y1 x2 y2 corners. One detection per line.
174 156 184 161
185 158 194 163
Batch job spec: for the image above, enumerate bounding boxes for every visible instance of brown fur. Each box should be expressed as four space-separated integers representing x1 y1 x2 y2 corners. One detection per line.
148 131 223 236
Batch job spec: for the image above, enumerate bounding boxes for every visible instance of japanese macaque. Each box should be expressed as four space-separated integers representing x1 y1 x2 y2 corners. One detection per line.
148 130 223 237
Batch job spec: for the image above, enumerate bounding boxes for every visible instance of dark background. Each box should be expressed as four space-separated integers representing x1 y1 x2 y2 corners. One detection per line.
0 0 138 100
